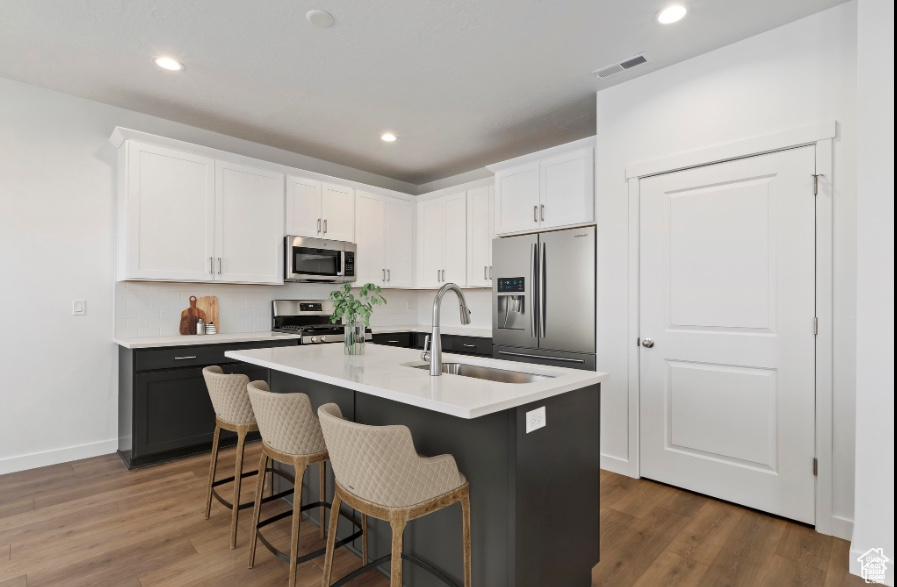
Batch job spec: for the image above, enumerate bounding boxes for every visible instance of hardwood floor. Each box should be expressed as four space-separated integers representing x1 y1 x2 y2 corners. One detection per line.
0 447 862 586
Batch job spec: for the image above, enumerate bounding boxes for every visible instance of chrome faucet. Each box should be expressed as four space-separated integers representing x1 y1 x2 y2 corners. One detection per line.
421 283 471 375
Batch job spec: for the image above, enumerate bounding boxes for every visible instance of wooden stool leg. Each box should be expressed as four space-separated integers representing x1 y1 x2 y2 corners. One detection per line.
205 425 221 519
289 460 306 587
322 492 343 587
319 461 326 539
361 513 368 565
230 428 247 549
389 514 407 587
248 452 268 569
461 489 472 587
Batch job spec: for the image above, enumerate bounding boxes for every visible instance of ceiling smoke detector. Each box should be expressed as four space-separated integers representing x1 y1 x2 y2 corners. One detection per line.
306 9 334 28
592 53 651 79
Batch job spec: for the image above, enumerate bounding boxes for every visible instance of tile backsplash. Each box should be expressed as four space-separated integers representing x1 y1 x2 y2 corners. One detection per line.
114 281 422 338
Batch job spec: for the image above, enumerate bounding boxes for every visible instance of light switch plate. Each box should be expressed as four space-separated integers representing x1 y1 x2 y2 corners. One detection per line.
525 406 546 434
72 299 86 316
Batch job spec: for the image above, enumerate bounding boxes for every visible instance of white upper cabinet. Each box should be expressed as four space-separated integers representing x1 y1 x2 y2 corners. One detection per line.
321 182 355 242
466 186 494 288
539 149 594 230
494 162 540 235
215 161 284 284
490 139 594 235
285 176 355 242
355 191 413 289
120 141 216 282
416 192 467 288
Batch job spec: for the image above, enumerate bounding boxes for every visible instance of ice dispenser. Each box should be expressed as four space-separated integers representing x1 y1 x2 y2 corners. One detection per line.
497 277 528 330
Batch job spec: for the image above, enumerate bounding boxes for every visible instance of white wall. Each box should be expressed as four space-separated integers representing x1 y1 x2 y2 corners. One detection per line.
850 0 894 583
0 76 418 475
594 2 858 536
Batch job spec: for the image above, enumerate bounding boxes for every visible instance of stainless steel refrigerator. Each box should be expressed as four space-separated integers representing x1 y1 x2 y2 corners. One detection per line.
492 226 596 370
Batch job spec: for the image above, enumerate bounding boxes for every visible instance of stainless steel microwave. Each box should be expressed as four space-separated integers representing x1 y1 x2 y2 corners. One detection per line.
284 236 357 283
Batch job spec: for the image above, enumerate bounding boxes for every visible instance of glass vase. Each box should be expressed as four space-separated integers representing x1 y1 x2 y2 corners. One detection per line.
344 320 366 355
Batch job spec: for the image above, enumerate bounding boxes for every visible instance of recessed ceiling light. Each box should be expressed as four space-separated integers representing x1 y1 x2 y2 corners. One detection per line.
154 56 183 71
306 9 334 28
381 133 397 142
656 5 687 24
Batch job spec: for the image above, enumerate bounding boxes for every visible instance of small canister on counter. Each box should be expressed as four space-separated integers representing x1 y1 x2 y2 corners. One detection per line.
206 322 217 335
196 318 206 335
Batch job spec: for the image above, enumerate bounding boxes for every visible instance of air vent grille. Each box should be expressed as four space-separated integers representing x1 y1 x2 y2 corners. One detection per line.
593 53 650 78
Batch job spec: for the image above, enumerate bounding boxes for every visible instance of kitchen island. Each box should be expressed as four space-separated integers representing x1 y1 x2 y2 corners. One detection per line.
225 343 608 587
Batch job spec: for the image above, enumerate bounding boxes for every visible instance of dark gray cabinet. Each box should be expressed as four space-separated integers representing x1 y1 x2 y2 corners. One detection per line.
118 339 298 468
407 331 493 357
371 332 413 348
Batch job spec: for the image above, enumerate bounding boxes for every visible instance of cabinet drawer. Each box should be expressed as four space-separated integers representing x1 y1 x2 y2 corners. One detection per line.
372 332 413 348
135 339 297 371
446 335 493 356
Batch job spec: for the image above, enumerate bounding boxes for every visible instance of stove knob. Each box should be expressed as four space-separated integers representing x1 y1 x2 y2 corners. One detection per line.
310 337 318 343
320 336 327 342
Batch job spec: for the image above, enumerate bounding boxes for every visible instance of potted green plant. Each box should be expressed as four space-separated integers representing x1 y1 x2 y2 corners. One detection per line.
329 283 387 355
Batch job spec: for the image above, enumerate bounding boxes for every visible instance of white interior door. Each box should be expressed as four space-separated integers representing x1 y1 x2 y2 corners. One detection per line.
215 161 284 284
639 146 817 523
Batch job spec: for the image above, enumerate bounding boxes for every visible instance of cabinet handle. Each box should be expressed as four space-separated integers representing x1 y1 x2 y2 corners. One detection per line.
387 340 400 344
323 219 328 234
387 269 391 282
174 355 197 360
462 344 477 348
534 205 538 222
317 218 321 233
217 257 222 275
382 269 386 281
484 266 488 280
541 204 545 222
209 257 214 274
489 266 493 279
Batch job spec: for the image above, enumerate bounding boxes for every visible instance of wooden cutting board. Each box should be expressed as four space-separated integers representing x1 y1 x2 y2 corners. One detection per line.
196 296 219 330
179 296 208 335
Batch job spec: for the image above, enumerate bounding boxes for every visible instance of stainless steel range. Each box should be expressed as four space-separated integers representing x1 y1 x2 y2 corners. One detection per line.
271 299 371 345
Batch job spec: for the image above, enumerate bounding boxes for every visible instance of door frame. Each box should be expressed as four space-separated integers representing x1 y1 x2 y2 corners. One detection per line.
621 121 838 536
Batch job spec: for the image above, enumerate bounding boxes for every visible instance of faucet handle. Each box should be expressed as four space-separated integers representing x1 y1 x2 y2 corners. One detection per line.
421 335 431 362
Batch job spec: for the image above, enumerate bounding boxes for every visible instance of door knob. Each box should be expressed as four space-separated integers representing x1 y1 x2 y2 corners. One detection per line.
642 338 655 348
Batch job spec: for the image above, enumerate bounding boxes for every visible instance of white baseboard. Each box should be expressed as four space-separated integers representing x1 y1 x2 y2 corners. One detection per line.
0 439 117 476
830 515 854 541
601 453 639 478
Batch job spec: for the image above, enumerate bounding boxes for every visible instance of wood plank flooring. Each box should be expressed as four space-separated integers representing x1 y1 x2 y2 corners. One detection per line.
0 446 861 586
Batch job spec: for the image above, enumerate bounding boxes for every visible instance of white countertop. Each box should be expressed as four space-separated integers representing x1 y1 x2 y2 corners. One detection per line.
370 324 492 338
224 344 607 419
114 331 301 349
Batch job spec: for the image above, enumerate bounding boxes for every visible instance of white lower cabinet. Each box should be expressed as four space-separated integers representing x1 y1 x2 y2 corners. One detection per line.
416 192 467 288
355 191 413 288
117 140 284 284
466 186 494 287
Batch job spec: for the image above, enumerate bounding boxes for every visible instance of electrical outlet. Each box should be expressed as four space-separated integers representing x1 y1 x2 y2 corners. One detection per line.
525 406 546 434
406 301 413 311
72 299 86 316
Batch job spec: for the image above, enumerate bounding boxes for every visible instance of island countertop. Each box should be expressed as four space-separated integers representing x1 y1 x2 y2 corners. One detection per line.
224 344 608 419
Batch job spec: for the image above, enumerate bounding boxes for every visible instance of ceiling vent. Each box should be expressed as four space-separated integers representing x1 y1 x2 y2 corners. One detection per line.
593 53 650 79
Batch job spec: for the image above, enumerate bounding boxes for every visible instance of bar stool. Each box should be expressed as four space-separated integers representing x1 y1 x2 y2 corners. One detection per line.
318 403 471 587
246 382 364 587
202 365 261 549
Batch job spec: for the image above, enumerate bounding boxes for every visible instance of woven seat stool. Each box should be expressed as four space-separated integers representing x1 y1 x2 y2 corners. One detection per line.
318 403 471 587
202 365 269 549
247 382 364 587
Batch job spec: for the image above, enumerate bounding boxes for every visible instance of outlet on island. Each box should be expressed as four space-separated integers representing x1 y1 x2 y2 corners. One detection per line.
525 406 546 433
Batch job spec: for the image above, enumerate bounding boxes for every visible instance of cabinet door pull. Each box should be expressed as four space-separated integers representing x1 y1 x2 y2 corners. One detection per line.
323 219 328 234
209 257 214 274
382 269 386 281
484 266 487 280
540 204 545 222
174 355 197 360
489 266 493 279
387 340 400 344
534 205 538 222
217 257 222 275
387 269 391 282
317 218 321 233
462 344 477 348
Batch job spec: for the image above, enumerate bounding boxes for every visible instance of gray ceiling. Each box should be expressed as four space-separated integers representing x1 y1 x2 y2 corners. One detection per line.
0 0 844 185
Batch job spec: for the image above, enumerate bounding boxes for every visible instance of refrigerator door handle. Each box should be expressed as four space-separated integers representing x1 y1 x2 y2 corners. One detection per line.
530 243 538 337
539 242 547 338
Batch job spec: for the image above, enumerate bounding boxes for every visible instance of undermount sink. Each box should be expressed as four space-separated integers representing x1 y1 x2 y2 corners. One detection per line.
403 361 554 384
